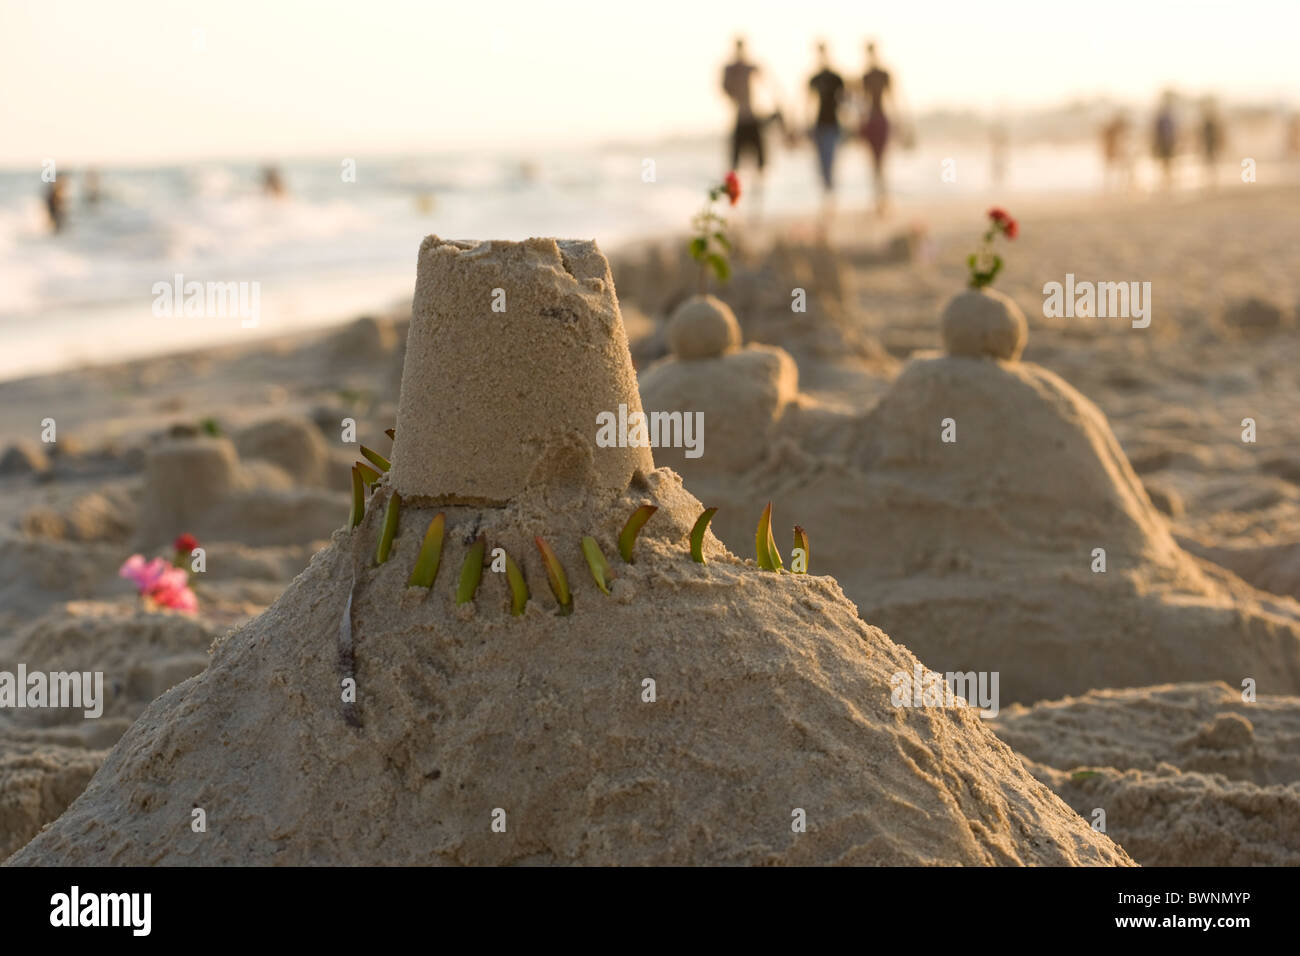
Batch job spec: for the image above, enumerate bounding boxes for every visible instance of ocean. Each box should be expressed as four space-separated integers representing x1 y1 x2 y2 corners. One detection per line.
0 133 1211 381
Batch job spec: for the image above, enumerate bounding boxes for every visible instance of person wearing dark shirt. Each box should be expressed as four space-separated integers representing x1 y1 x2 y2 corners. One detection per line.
722 37 765 176
808 42 845 196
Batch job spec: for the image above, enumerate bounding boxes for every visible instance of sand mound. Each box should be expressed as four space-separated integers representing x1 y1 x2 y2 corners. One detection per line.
841 355 1300 702
324 315 399 363
1220 296 1291 336
1 441 50 477
610 239 897 393
7 237 1127 867
685 348 1300 705
993 683 1300 865
234 416 333 488
0 742 104 859
136 435 345 549
3 602 218 740
639 344 799 474
8 476 1127 866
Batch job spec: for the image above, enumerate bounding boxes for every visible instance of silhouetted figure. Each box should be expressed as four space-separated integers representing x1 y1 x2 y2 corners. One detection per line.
1153 91 1178 188
808 42 845 199
722 38 765 179
1199 97 1225 188
83 168 103 207
989 122 1008 187
859 41 894 215
261 164 287 198
44 177 69 233
1101 111 1133 192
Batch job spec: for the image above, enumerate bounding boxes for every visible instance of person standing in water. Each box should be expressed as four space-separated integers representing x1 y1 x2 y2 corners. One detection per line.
1199 97 1225 189
44 176 69 233
860 41 895 215
722 37 766 183
1152 91 1178 189
1100 111 1133 192
808 42 845 219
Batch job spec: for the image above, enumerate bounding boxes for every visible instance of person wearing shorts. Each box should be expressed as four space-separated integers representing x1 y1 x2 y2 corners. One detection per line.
723 38 766 174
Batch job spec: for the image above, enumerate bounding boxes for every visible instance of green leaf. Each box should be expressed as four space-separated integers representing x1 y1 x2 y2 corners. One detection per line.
581 536 613 594
706 253 731 283
359 445 391 473
406 512 446 588
534 536 572 615
618 505 658 563
792 526 810 574
505 552 529 615
690 507 718 564
349 466 365 528
688 236 708 261
374 492 401 566
712 232 732 252
456 534 487 604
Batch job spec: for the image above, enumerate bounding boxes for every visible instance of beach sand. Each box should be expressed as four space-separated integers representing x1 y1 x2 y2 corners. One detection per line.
2 185 1298 865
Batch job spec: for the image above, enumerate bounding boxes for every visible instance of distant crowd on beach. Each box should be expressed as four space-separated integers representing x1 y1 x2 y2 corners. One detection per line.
720 35 1300 218
721 36 902 219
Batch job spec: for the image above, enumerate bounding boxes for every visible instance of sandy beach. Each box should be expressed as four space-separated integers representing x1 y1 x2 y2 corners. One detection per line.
0 180 1297 867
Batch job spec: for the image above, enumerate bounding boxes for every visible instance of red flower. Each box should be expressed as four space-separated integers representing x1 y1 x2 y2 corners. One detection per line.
1003 218 1019 239
173 533 199 553
723 170 741 206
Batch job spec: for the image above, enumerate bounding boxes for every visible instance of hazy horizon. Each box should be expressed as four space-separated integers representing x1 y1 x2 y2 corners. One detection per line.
4 0 1298 166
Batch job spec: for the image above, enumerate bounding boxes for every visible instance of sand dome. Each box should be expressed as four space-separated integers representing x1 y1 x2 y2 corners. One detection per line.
717 353 1300 705
639 344 798 474
6 238 1129 866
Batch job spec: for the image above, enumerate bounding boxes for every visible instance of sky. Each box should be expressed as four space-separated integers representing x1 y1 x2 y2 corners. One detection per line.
3 0 1297 165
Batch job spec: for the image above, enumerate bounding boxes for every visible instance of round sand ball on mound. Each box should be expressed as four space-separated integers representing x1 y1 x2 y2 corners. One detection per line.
666 294 742 360
941 288 1028 360
234 416 332 487
138 437 238 546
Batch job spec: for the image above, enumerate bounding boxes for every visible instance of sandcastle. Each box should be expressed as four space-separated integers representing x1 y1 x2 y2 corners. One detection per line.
640 295 800 475
688 295 1300 705
6 238 1129 866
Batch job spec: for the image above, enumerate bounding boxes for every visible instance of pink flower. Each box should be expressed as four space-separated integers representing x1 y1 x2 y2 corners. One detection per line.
119 554 199 613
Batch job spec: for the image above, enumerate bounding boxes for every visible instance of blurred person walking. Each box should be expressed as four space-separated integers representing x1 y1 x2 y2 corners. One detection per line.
859 41 896 215
1152 91 1178 189
807 41 846 225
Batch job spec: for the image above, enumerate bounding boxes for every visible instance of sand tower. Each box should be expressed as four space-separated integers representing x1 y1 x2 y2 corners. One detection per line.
391 237 652 506
6 238 1129 866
